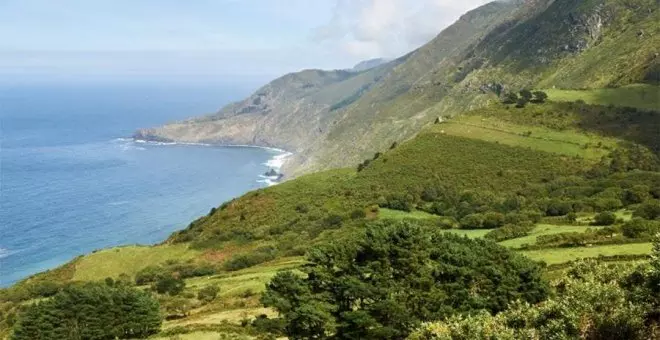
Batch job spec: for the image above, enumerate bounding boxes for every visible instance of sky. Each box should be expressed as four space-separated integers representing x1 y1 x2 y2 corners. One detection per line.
0 0 491 82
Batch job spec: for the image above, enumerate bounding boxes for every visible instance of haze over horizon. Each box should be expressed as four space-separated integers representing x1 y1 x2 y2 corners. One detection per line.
1 0 491 82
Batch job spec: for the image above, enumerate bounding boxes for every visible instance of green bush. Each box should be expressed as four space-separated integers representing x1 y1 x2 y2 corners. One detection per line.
350 209 367 219
633 200 660 220
593 211 617 226
381 194 414 212
485 223 535 242
223 248 276 272
545 200 573 216
135 266 166 285
622 218 660 239
459 213 484 229
410 260 651 340
197 285 220 303
153 276 185 296
482 212 506 229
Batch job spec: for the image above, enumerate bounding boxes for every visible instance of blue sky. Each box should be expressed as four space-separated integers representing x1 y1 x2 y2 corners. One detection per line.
0 0 490 81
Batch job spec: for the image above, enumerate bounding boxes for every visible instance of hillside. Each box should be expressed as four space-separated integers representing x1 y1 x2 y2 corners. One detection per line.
3 0 660 338
4 91 659 337
137 0 659 177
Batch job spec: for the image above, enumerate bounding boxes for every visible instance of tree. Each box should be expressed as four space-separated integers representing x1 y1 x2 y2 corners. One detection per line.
515 97 528 108
460 213 484 229
153 275 185 296
11 283 161 340
262 221 548 339
197 285 220 303
519 89 533 102
633 200 660 220
593 211 617 226
532 91 548 103
501 92 518 104
482 212 506 229
411 260 651 340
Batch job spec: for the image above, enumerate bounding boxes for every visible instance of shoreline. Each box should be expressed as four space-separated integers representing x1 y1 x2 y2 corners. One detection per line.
128 137 293 186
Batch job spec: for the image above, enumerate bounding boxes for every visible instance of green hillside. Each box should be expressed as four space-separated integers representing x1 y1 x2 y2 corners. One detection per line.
3 0 660 338
4 95 659 338
305 0 660 174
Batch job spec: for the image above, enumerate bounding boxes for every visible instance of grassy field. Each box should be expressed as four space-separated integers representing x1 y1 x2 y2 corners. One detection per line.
378 208 438 220
72 244 199 281
544 84 660 111
436 115 616 161
152 331 256 340
499 224 602 249
521 243 653 265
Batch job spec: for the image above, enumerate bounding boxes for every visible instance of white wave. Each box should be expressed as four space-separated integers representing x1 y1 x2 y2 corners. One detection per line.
133 139 211 147
257 178 279 187
0 248 16 259
264 152 293 171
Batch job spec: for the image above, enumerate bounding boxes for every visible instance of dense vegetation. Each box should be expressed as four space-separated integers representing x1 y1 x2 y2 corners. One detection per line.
1 0 658 338
10 282 161 340
260 221 548 339
409 237 660 339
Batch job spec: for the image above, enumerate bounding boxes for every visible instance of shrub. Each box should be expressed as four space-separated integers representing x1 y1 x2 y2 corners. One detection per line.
295 204 309 213
593 211 617 226
197 285 220 303
410 261 651 340
323 214 344 228
482 212 506 229
252 314 286 335
223 248 277 271
382 194 414 212
459 213 484 229
350 209 367 220
485 222 535 242
515 97 528 108
566 211 578 223
501 92 518 104
135 265 166 285
545 200 573 216
421 186 439 202
153 276 185 296
622 218 660 239
532 91 548 103
633 200 660 220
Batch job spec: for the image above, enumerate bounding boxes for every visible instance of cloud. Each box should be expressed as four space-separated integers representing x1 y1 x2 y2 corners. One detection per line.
313 0 491 59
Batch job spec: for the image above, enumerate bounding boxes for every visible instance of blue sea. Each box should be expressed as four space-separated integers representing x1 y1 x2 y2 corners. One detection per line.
0 80 280 287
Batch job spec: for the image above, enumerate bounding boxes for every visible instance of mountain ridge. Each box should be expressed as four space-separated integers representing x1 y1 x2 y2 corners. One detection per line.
136 0 658 178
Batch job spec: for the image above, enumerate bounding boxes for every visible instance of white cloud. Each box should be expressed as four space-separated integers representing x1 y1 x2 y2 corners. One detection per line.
313 0 491 59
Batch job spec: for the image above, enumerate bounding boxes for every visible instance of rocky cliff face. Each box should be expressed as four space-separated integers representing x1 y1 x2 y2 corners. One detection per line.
136 0 659 177
134 65 398 154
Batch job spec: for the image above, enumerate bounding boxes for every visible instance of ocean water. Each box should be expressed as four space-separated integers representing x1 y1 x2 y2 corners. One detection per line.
0 80 282 287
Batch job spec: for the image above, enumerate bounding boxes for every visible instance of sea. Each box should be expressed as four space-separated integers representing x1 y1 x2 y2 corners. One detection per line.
0 79 286 287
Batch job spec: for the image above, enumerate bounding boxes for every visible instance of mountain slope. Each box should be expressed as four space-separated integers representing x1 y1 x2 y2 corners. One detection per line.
135 62 402 152
138 0 658 178
306 0 660 174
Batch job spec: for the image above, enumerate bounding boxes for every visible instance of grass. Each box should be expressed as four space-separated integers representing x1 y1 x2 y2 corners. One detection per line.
520 243 653 265
445 229 492 239
545 84 660 111
499 224 602 249
378 208 438 220
436 115 616 161
72 244 199 281
185 257 304 297
151 331 256 340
